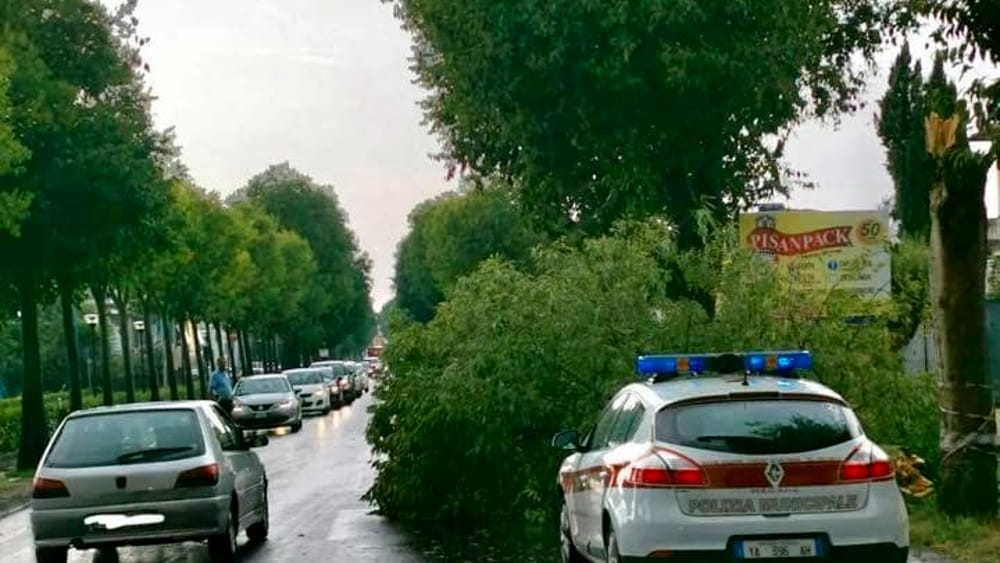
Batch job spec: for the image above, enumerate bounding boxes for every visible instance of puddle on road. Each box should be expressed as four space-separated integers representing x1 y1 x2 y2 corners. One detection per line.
411 525 557 563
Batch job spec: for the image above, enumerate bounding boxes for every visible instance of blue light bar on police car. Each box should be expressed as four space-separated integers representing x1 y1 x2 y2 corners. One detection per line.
635 350 811 378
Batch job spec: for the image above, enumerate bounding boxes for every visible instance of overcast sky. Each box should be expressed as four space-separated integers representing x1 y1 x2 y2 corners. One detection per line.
121 0 997 309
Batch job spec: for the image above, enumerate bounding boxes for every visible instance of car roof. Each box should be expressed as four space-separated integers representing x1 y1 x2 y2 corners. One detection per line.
625 374 846 409
66 400 214 419
283 367 324 373
239 373 287 380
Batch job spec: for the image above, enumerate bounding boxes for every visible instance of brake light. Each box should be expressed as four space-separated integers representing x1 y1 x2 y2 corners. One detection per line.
620 449 708 488
32 477 70 499
839 443 894 483
174 463 220 488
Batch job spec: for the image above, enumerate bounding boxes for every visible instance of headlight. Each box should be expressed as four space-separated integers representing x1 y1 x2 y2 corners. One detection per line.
277 399 293 408
313 390 325 397
233 399 245 409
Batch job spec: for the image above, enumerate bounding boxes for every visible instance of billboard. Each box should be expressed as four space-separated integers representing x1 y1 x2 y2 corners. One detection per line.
738 209 891 300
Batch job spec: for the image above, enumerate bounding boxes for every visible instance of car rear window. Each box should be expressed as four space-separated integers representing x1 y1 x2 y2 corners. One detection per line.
45 409 206 468
235 377 291 395
655 399 860 455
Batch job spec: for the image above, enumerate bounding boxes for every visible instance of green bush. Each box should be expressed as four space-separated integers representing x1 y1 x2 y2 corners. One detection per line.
366 221 938 531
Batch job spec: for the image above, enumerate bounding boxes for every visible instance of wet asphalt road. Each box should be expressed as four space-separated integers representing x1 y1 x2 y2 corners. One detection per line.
0 392 425 563
0 390 945 563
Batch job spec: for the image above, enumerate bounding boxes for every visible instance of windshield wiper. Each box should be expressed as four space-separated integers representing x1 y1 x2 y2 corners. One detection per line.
116 446 194 463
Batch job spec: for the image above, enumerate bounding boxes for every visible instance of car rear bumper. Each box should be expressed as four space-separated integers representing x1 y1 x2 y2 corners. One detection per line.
611 482 909 557
620 544 907 562
31 494 230 548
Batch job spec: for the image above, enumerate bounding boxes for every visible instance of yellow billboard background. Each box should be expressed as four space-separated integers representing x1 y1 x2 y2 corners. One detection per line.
738 210 891 300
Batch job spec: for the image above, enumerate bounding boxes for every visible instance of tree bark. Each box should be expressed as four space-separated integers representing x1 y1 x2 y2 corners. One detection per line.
928 121 998 517
204 321 216 376
192 320 207 399
16 278 48 471
162 315 178 400
239 330 252 377
58 283 83 411
226 327 238 382
179 320 195 400
214 323 225 363
143 301 158 401
112 291 135 403
92 285 113 406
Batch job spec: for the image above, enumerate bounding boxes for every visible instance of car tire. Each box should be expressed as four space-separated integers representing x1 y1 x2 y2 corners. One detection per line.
322 402 331 415
207 506 238 563
559 502 586 563
34 546 68 563
605 528 621 563
246 482 269 543
291 419 302 433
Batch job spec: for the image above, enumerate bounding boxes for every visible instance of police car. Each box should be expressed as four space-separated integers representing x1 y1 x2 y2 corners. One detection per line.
553 351 909 563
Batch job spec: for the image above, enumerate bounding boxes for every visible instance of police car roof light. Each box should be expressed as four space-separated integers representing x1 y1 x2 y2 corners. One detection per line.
635 351 811 380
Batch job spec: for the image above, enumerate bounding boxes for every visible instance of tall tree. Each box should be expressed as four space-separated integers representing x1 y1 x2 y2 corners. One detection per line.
0 1 167 467
394 185 542 322
0 47 31 237
877 44 933 240
387 0 885 245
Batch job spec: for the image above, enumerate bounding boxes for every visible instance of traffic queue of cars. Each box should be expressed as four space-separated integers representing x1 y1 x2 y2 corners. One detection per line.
26 359 373 563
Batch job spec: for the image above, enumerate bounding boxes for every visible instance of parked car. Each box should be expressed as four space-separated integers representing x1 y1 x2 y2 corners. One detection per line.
30 401 270 563
347 362 370 394
282 368 332 415
230 374 302 433
553 350 909 563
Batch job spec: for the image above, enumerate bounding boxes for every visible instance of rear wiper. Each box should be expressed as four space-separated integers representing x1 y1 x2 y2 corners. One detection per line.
116 446 194 463
695 435 772 444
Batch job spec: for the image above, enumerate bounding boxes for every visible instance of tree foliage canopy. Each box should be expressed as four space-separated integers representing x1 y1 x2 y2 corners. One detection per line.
388 0 886 243
393 184 543 322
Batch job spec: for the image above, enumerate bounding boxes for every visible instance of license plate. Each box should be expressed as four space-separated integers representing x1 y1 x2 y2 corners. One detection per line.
740 539 818 559
254 412 267 418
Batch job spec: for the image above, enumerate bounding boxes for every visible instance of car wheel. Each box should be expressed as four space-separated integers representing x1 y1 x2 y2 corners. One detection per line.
291 419 302 433
559 502 585 563
207 506 238 563
322 401 331 415
246 482 269 543
605 528 621 563
34 546 68 563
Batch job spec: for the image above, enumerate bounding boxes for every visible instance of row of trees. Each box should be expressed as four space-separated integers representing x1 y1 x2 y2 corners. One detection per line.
0 1 374 470
380 0 999 524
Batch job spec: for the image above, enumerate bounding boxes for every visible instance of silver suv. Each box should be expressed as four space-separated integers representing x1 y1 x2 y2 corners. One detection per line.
30 401 270 563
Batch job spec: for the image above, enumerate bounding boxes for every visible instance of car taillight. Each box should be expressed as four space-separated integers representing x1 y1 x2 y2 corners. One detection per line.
32 477 70 499
174 463 220 488
839 443 894 482
620 449 708 488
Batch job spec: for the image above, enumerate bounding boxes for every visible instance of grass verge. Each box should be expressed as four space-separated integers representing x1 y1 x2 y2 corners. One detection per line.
0 452 30 514
908 498 1000 562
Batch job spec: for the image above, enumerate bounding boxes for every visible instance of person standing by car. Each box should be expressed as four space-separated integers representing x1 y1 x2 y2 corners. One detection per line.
209 357 234 414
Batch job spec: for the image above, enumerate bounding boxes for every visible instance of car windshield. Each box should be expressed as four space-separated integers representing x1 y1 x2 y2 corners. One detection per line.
286 371 324 385
235 377 290 395
656 399 860 455
45 409 206 468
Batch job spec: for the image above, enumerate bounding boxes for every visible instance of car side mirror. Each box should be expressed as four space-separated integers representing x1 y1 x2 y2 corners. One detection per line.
551 429 581 451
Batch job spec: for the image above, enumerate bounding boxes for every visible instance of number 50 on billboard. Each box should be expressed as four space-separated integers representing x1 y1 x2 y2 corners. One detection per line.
738 210 891 300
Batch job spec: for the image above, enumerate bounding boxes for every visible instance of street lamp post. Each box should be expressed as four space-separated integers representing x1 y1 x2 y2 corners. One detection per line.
83 313 99 396
133 320 147 399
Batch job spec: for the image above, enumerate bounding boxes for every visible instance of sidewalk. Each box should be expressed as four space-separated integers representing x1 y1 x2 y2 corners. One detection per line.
0 453 30 517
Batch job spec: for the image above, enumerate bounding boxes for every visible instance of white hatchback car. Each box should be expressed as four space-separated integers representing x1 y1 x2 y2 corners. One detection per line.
553 351 908 563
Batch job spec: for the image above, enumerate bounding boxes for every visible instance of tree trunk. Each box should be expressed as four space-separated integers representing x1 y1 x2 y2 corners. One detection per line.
143 302 158 401
16 278 48 471
192 320 207 399
214 323 225 363
92 285 113 406
113 293 135 403
162 315 178 400
928 119 998 517
58 283 83 412
240 331 252 377
204 322 216 376
226 327 238 382
179 321 195 400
